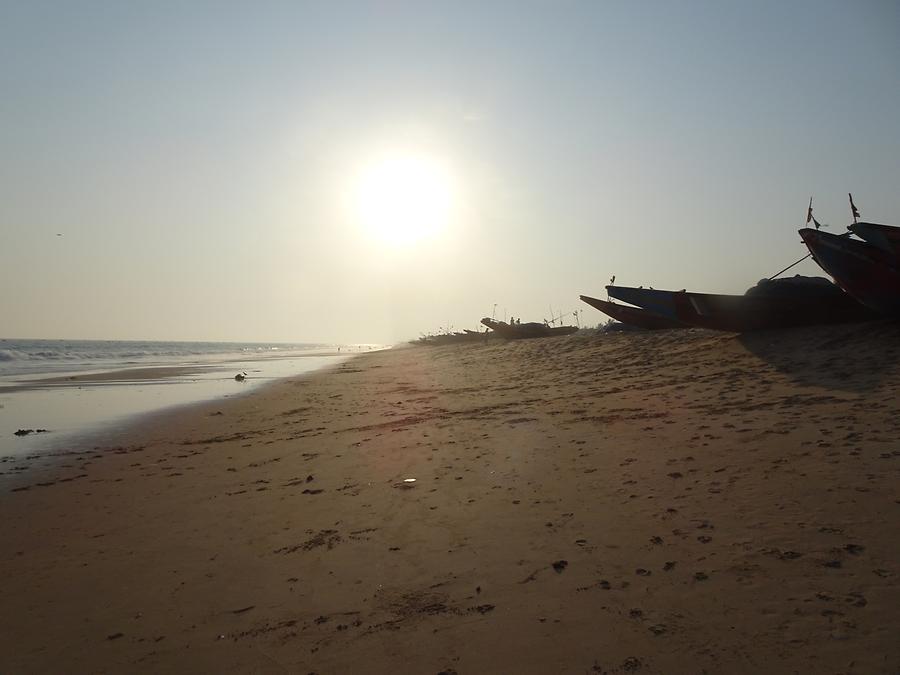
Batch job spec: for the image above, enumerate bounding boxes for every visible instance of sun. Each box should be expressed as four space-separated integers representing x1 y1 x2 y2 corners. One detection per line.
353 154 453 246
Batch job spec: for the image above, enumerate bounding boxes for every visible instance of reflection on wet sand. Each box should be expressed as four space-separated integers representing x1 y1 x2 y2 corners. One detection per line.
0 355 350 457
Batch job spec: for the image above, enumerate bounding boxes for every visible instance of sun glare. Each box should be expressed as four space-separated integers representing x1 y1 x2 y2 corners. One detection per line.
353 154 453 246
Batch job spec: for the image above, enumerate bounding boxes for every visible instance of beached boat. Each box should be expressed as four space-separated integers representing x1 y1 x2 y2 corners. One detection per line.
603 287 678 321
799 228 900 315
606 276 875 332
847 222 900 257
579 294 687 330
411 330 488 346
480 317 579 339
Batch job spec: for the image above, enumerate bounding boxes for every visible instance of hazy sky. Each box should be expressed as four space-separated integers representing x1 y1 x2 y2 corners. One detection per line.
3 1 899 343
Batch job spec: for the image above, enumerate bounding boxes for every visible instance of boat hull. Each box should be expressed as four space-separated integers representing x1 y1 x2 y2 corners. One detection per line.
411 331 488 346
579 295 686 330
607 282 875 332
799 228 900 315
480 318 578 339
604 287 681 321
847 222 900 257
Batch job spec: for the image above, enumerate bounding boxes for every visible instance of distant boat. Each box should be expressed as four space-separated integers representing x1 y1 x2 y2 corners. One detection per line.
606 276 875 332
847 222 900 257
411 330 488 346
799 228 900 315
579 295 687 330
480 317 578 339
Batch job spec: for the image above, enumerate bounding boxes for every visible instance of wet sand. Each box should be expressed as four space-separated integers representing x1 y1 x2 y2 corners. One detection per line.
1 322 899 674
1 366 218 391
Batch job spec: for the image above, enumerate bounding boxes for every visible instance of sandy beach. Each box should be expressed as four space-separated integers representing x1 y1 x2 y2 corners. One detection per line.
2 323 899 674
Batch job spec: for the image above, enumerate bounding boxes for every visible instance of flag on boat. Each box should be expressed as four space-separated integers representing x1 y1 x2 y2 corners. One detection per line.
849 193 860 221
806 197 823 229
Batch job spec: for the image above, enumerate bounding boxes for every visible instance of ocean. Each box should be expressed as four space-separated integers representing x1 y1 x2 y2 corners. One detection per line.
0 338 345 379
0 338 374 458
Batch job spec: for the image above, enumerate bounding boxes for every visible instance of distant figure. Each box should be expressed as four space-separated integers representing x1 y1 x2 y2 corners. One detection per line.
235 372 247 381
610 274 615 285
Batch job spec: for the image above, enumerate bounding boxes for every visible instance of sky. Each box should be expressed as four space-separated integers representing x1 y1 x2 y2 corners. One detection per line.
2 0 899 343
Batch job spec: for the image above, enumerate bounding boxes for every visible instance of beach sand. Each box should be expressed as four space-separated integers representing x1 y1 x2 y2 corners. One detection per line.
1 322 899 674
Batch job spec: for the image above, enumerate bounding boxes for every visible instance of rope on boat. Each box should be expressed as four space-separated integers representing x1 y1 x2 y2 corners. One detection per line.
767 253 811 281
767 228 854 281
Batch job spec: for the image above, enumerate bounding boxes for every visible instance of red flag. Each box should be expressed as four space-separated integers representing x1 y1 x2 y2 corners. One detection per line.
806 196 813 224
849 193 860 222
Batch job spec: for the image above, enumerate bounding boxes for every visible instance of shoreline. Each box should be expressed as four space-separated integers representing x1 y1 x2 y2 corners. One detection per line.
0 365 220 392
1 325 899 673
0 355 361 492
0 352 358 461
0 357 353 493
0 347 354 390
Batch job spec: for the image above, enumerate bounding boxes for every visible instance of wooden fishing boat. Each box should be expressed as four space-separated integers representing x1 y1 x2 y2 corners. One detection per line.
847 222 900 257
411 330 488 346
799 228 900 315
606 276 875 332
579 295 687 330
480 317 579 339
603 287 681 321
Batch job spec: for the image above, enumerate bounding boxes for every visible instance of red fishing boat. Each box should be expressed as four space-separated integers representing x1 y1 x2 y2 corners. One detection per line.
799 228 900 316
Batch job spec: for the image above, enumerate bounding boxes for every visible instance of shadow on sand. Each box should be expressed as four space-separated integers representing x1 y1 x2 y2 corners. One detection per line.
736 319 900 394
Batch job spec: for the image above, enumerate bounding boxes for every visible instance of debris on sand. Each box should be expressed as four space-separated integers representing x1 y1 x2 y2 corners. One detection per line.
14 429 49 437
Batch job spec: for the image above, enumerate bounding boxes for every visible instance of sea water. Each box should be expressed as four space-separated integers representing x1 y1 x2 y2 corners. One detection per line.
0 338 377 458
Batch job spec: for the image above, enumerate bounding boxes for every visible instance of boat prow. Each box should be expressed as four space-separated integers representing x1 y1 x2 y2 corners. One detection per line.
579 295 687 330
799 228 900 316
847 221 900 257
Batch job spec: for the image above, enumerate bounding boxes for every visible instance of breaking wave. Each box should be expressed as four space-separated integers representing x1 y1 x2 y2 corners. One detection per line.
0 339 331 378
